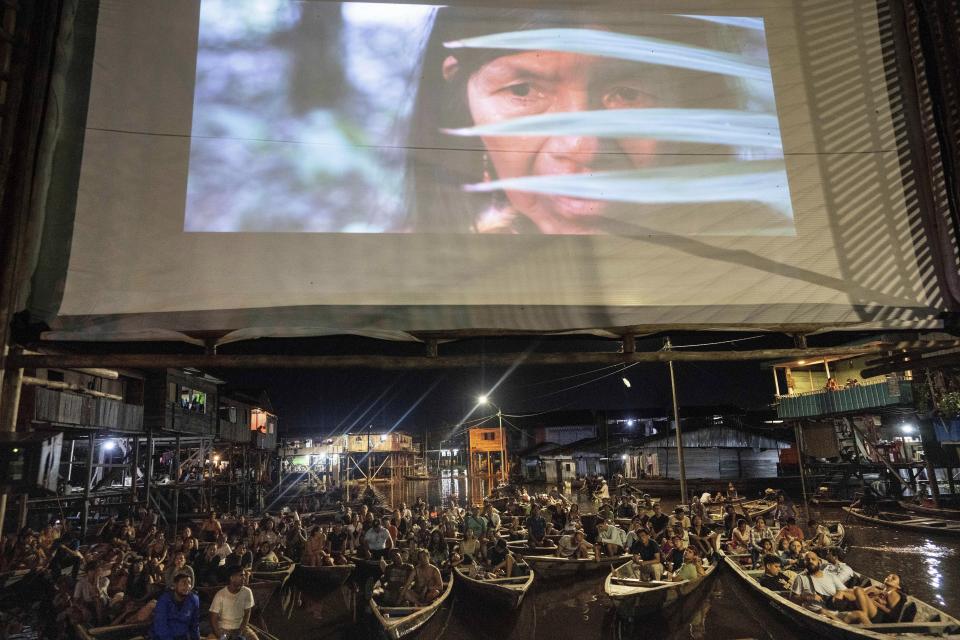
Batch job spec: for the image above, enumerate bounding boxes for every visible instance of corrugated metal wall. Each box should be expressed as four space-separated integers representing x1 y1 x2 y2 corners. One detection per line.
641 447 781 479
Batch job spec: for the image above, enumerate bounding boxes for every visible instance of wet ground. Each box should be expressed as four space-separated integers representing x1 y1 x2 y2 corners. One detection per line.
262 479 960 639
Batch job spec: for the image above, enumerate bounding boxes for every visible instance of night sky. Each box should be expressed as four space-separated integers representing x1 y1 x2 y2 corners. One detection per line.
212 332 790 437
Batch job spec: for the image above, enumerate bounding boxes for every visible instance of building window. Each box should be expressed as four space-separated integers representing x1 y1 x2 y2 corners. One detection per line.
482 432 496 441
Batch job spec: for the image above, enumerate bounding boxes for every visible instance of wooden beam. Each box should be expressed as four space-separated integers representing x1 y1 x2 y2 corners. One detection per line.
2 345 908 370
21 375 123 401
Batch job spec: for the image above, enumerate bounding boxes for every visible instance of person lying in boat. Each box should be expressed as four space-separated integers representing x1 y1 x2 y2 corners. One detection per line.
671 546 705 582
840 573 916 626
790 552 858 611
758 554 793 592
624 530 662 580
556 531 592 559
377 549 416 606
595 521 628 557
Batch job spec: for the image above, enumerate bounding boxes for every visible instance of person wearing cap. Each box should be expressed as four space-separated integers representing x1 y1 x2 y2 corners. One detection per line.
668 506 690 531
758 554 792 591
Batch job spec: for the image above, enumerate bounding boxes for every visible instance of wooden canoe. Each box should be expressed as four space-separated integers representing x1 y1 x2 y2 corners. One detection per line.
291 562 356 589
843 507 960 537
722 551 960 639
708 498 776 522
898 501 960 520
453 564 534 609
75 622 277 640
251 557 295 582
812 498 853 507
506 540 558 555
370 573 454 640
522 552 632 578
604 556 718 618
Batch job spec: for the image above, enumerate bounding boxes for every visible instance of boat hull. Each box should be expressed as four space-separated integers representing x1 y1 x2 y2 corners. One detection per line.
453 566 534 610
370 574 454 639
605 560 717 618
292 562 356 590
722 551 960 640
522 553 631 578
843 507 960 537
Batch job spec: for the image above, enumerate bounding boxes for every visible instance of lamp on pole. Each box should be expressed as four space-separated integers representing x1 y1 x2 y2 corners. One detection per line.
478 395 507 482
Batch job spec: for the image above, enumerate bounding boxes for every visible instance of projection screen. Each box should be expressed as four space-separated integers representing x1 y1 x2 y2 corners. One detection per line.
35 0 948 341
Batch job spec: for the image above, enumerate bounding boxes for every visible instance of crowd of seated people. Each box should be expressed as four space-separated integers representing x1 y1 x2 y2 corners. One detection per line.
0 505 323 639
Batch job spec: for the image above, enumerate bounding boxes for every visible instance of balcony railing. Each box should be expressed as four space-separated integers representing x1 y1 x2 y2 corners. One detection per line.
34 387 144 431
777 379 913 419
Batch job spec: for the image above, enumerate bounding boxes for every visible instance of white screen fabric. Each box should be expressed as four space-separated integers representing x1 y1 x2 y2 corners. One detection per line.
49 0 946 342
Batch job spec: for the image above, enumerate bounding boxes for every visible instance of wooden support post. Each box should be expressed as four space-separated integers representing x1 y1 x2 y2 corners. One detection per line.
130 436 139 512
144 431 154 509
81 433 94 537
17 494 27 530
0 361 23 533
925 457 941 507
173 434 181 535
794 422 810 518
948 468 956 496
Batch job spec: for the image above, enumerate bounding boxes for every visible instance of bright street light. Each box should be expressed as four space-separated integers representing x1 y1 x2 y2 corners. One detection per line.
103 440 116 451
477 394 489 405
622 377 631 388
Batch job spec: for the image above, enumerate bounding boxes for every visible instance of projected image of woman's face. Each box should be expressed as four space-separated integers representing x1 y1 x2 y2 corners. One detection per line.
461 50 658 234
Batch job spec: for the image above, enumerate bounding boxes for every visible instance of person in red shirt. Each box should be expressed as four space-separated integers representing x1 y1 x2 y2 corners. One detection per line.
777 517 805 542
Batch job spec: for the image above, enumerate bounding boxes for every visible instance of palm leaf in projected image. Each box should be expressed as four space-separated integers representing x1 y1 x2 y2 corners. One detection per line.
464 160 791 213
444 29 771 81
673 15 765 31
444 109 783 150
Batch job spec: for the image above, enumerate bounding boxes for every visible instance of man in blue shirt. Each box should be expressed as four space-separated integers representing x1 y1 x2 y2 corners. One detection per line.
152 573 200 640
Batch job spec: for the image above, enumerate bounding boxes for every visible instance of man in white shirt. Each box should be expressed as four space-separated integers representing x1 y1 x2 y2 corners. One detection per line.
363 519 394 560
595 521 627 557
213 534 233 561
823 548 856 586
790 552 856 610
210 566 257 639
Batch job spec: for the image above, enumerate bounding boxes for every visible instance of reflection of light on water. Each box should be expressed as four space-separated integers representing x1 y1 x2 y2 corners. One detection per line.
851 545 955 558
923 555 947 607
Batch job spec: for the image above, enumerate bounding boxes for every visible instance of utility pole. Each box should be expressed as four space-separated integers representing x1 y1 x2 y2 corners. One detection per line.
666 338 688 505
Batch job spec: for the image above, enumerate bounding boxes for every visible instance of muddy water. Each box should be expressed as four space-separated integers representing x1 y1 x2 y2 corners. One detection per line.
262 479 960 639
